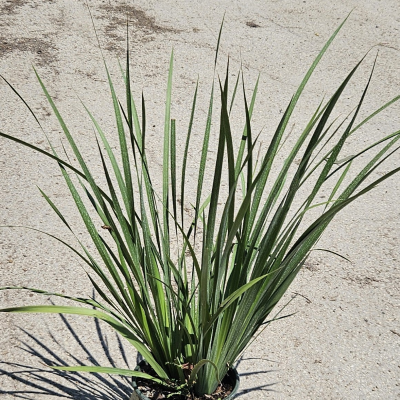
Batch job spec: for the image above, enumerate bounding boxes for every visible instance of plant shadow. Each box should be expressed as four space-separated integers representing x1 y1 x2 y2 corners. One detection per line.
0 313 133 399
0 316 278 399
233 355 278 397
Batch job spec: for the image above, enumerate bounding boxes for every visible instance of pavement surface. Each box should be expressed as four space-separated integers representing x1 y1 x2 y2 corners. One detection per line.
0 0 399 399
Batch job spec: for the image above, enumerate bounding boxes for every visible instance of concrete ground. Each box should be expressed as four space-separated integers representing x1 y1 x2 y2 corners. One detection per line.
0 0 399 399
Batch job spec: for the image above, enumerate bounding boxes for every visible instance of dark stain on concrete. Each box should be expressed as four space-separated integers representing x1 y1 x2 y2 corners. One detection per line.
0 37 58 66
99 4 180 53
0 0 25 15
246 21 261 28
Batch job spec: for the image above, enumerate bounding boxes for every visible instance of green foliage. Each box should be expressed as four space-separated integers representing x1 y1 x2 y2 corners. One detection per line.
1 19 399 397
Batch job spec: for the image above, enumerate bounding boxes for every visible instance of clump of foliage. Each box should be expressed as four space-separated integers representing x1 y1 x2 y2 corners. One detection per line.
1 18 399 397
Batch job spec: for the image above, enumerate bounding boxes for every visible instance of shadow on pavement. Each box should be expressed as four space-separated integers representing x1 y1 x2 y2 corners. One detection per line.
234 355 278 397
0 316 278 399
0 314 133 399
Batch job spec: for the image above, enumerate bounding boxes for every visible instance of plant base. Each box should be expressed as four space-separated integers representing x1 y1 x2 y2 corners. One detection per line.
131 360 240 400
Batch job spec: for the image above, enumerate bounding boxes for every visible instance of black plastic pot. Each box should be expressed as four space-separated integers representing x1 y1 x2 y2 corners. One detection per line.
130 359 240 400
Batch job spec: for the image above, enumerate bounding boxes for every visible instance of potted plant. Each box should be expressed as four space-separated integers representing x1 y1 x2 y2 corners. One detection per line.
1 17 399 399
